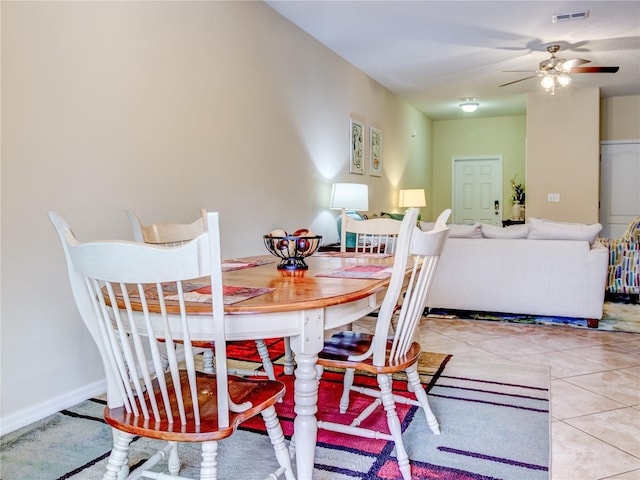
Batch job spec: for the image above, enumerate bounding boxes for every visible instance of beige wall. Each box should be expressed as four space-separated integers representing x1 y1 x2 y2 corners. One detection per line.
0 1 432 432
526 88 601 223
430 94 638 226
431 116 527 219
601 95 640 141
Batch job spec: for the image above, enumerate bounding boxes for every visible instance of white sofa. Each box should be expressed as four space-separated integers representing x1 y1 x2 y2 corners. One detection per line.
424 218 609 327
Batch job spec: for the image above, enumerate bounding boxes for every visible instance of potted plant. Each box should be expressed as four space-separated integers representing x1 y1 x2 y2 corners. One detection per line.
510 175 525 220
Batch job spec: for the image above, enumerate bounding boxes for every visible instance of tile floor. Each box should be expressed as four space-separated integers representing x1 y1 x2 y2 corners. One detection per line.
413 316 640 480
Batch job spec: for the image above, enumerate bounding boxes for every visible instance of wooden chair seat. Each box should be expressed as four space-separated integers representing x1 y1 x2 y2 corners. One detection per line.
105 371 286 442
319 331 421 374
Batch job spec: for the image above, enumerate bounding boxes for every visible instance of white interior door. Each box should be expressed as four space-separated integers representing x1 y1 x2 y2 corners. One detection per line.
452 156 503 225
600 141 640 238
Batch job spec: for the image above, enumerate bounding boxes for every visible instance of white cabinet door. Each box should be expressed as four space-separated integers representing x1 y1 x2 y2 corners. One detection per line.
600 141 640 238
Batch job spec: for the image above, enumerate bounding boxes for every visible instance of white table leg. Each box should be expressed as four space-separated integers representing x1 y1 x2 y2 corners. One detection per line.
289 308 324 480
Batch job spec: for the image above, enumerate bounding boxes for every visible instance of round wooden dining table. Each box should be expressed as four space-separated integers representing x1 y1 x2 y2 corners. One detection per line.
178 253 398 480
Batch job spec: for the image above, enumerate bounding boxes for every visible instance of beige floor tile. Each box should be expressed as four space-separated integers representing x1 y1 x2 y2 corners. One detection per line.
601 469 640 479
467 336 554 357
426 316 516 332
551 422 640 480
620 365 640 377
511 350 609 379
561 344 640 370
564 407 640 458
418 315 640 480
416 331 464 347
615 338 640 353
564 370 640 406
515 328 617 350
424 341 505 361
423 323 510 342
550 379 626 420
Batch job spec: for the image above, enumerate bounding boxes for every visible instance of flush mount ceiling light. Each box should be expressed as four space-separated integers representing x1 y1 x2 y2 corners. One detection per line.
459 98 479 113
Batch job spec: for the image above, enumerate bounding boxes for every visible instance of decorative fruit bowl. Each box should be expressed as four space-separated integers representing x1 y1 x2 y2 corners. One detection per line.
263 229 323 271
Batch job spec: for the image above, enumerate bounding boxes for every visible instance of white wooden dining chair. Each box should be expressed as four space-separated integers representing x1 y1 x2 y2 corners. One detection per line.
315 208 451 480
126 209 288 380
49 211 295 480
341 215 403 254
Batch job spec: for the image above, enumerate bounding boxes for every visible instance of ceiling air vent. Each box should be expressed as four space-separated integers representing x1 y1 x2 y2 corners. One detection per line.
552 10 589 23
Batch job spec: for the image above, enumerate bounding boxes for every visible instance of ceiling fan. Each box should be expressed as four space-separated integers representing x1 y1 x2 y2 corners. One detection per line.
500 44 620 94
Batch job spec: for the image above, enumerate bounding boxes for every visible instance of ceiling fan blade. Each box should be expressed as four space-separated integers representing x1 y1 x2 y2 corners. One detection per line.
561 58 591 69
569 66 620 73
499 75 539 87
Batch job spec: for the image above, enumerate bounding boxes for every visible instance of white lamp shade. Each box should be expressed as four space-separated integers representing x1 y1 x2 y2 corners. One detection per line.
330 183 369 211
398 189 426 208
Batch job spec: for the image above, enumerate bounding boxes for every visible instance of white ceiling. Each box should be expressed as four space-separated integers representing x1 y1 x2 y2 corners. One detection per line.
265 1 640 120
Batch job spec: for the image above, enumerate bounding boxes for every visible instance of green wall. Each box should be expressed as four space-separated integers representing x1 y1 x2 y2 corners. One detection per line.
431 115 527 219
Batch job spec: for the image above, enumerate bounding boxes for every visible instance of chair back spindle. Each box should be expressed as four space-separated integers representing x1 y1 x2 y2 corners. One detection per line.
50 211 234 430
50 211 295 480
317 208 450 480
369 208 451 366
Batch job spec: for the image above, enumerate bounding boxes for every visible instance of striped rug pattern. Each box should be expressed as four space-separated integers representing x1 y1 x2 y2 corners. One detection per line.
0 342 550 480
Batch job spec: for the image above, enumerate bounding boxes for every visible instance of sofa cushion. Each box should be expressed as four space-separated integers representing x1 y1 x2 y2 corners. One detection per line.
527 217 602 244
481 223 530 239
420 221 482 238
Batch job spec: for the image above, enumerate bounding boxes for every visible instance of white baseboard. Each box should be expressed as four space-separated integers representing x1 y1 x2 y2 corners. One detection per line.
0 379 106 436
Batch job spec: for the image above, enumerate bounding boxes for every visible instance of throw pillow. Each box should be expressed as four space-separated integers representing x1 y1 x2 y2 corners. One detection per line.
447 222 483 238
623 216 640 242
527 217 602 244
381 212 405 221
481 223 530 239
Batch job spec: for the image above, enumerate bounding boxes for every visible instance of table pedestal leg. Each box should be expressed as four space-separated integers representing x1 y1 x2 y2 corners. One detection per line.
292 352 319 479
290 309 324 480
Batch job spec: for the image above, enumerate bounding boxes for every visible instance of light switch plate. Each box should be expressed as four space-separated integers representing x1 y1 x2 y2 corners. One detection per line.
547 193 560 202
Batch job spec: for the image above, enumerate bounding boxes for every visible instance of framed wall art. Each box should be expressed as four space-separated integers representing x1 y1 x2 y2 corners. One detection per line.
350 118 364 174
369 126 382 177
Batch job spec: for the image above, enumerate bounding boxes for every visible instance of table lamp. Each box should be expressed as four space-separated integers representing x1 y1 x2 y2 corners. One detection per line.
398 189 426 209
330 183 369 250
399 188 426 224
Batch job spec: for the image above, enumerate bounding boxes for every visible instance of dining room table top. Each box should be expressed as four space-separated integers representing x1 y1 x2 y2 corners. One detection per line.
108 252 401 319
208 253 398 315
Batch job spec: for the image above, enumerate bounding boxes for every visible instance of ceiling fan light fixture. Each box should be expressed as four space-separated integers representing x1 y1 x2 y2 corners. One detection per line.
557 73 571 87
459 98 479 113
540 75 555 89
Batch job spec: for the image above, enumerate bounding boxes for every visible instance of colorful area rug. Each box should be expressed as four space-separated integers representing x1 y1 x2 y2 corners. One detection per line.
428 300 640 334
1 341 550 480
